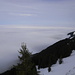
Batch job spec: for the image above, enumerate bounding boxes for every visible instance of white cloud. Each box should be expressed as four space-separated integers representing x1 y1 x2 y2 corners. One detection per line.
9 13 36 17
19 13 34 16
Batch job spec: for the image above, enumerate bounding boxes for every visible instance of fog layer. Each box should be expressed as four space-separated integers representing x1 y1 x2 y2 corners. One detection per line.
0 26 75 73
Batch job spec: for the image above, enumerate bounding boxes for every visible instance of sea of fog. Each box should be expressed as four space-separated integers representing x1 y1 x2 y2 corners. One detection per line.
0 26 75 73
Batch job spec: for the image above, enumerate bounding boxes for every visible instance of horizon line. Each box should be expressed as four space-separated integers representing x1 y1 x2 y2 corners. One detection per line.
0 25 75 29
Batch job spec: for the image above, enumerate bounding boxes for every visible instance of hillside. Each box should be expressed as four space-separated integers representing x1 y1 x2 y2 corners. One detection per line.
39 50 75 75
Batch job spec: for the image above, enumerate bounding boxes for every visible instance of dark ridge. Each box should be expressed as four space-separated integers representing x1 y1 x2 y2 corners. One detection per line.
31 36 75 72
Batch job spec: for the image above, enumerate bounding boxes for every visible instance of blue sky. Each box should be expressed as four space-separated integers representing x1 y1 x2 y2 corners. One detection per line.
0 0 75 27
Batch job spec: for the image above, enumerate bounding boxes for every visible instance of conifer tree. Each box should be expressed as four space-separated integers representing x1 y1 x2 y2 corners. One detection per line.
15 43 39 75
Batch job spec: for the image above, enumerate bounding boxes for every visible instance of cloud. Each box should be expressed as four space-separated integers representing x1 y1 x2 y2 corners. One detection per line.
18 14 35 16
9 13 36 17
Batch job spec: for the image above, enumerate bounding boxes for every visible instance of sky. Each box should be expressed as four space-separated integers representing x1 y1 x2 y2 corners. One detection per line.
0 0 75 27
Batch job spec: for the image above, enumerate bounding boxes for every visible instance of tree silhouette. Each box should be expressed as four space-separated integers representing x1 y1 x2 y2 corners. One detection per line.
15 43 39 75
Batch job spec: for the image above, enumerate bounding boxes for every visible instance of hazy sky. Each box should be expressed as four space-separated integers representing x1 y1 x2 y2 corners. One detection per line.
0 0 75 27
